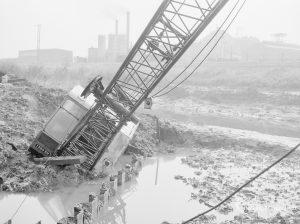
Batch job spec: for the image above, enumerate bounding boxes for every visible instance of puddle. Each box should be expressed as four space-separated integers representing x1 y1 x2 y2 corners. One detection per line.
1 150 298 223
0 155 205 224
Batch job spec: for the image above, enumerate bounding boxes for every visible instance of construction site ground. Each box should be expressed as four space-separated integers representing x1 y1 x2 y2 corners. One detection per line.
0 62 300 223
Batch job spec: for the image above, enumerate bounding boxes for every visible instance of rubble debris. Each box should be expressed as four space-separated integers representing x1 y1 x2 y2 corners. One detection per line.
33 155 86 165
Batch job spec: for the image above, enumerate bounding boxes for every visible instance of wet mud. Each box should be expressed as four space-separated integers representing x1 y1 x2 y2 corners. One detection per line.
1 79 299 224
0 80 157 192
167 122 300 224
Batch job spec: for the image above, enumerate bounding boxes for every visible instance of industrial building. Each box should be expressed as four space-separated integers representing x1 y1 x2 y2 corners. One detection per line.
18 49 73 65
87 47 99 63
88 12 130 63
106 33 128 61
97 35 106 60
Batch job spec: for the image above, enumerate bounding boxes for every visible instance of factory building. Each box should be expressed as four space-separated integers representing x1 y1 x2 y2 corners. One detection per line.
107 33 127 61
18 49 73 65
88 12 130 63
98 35 106 60
106 19 129 61
88 47 99 62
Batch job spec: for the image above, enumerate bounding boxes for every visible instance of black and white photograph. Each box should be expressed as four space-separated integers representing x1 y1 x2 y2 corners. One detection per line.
0 0 299 223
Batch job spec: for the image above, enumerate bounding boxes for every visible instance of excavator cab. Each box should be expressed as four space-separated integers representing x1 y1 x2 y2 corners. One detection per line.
28 82 139 172
28 86 96 157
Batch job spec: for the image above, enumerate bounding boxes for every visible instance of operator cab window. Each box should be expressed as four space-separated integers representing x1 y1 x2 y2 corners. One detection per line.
44 99 87 143
63 99 87 119
44 109 77 142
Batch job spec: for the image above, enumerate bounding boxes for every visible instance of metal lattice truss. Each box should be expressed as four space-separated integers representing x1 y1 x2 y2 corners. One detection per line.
61 0 229 170
105 0 228 111
62 97 122 170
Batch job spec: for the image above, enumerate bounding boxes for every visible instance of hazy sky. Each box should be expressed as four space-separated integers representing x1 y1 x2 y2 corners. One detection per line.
0 0 299 59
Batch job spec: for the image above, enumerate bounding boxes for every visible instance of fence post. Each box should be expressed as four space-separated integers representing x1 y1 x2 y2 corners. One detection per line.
117 170 125 186
131 155 143 173
89 192 98 222
109 175 118 196
124 164 132 182
155 116 160 144
55 161 144 223
74 204 83 224
99 185 109 206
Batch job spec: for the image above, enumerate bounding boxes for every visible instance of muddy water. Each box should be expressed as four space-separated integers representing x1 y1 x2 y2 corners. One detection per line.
0 155 213 224
141 108 300 138
1 152 293 224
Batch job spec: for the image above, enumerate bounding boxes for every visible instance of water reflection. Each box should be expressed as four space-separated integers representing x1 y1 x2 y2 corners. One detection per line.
0 155 203 224
98 194 127 224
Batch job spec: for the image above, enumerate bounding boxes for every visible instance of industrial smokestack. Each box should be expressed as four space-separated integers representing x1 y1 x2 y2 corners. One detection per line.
126 11 130 51
115 20 119 35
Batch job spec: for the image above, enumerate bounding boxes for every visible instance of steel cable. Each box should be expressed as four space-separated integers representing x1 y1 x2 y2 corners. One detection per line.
181 142 300 224
9 195 28 221
151 0 246 98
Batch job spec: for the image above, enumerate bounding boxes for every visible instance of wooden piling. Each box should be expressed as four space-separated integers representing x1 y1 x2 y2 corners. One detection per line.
89 192 98 222
125 164 132 182
132 160 139 170
109 175 118 196
74 204 84 224
55 161 143 223
117 170 125 186
99 186 109 206
155 116 160 144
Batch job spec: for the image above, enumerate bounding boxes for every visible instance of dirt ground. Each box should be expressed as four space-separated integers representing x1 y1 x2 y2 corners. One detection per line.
0 79 159 192
0 80 87 192
158 121 300 224
0 70 299 223
177 149 299 224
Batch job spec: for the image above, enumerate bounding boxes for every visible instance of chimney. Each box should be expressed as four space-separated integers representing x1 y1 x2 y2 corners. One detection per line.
115 20 119 35
126 11 130 51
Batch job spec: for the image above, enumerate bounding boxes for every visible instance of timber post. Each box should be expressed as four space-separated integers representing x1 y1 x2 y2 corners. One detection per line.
89 192 98 222
117 170 125 186
109 175 118 196
74 204 83 224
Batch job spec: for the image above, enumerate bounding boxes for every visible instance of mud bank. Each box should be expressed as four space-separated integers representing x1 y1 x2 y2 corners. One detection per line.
127 114 158 157
158 119 299 154
1 79 298 205
0 81 92 192
0 80 158 192
177 150 300 224
160 121 300 224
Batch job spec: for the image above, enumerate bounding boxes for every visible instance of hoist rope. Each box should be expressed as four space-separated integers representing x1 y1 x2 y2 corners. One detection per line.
181 142 300 224
151 0 246 98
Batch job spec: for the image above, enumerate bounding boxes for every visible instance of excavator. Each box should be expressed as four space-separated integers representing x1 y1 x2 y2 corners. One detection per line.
28 0 230 172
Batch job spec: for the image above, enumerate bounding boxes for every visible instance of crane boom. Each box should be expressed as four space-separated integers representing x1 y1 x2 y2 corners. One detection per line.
29 0 229 171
